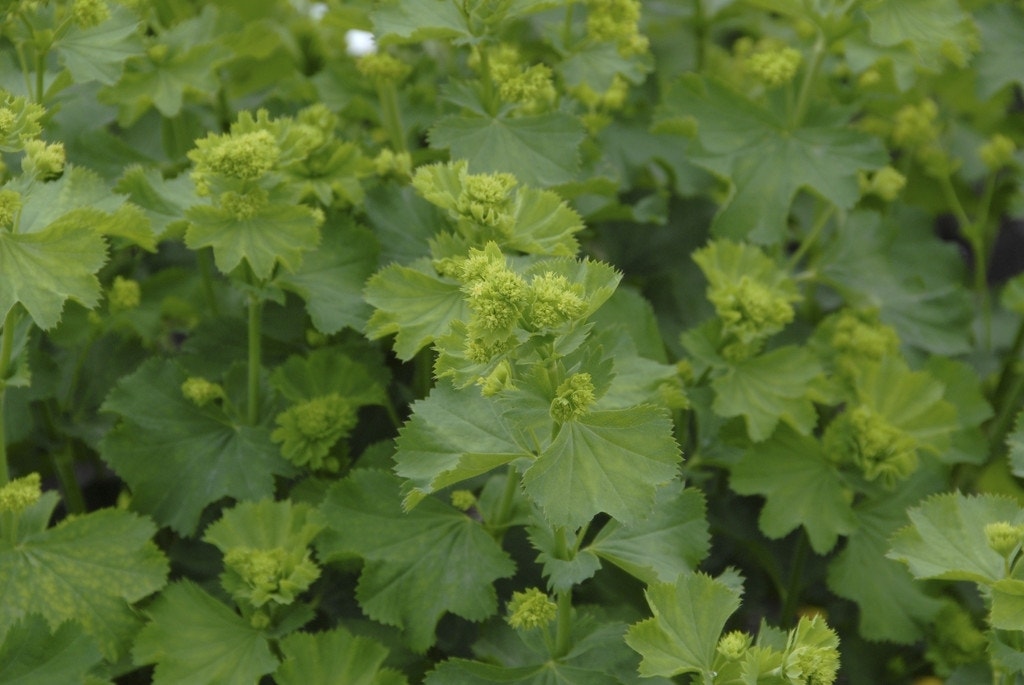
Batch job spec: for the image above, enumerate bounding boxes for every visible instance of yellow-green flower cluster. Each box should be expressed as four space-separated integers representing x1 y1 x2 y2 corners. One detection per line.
71 0 110 28
21 139 65 180
460 245 529 335
709 276 795 360
219 187 270 221
222 546 320 608
717 630 752 660
181 377 225 407
477 359 515 396
825 405 917 486
585 0 649 55
924 601 987 677
202 130 279 184
498 64 557 114
506 588 557 630
747 47 803 87
979 133 1016 171
373 148 412 178
457 171 518 230
450 489 477 511
0 472 41 514
550 372 596 422
271 394 355 470
356 53 411 84
0 189 22 229
108 275 141 312
985 521 1024 557
528 272 586 329
892 100 940 150
822 309 900 382
859 166 906 202
0 91 45 153
784 617 840 685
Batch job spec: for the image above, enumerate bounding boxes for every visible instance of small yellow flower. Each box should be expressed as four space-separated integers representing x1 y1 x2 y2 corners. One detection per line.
506 588 557 630
0 473 42 514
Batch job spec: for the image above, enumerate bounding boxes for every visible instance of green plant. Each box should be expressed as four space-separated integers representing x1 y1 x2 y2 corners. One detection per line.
1 0 1024 683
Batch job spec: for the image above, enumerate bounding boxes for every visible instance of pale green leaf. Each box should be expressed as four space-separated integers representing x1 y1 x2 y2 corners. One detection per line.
862 0 973 70
185 200 322 280
275 220 379 334
625 573 741 678
0 506 168 660
0 615 102 684
657 75 885 244
113 166 199 240
364 260 469 360
430 113 586 187
371 0 471 42
587 483 710 584
57 7 144 85
974 4 1024 98
711 346 821 442
730 425 855 554
133 581 278 685
394 384 526 509
992 579 1024 631
270 346 387 408
888 492 1023 584
276 628 408 685
0 216 107 329
1008 410 1024 478
317 470 515 652
558 43 651 92
100 359 293 535
203 499 325 554
522 405 681 529
528 525 602 592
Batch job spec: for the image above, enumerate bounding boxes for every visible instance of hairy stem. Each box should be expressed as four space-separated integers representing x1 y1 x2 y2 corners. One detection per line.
488 466 519 540
52 444 86 515
197 248 221 317
554 589 573 659
377 82 408 154
780 530 809 627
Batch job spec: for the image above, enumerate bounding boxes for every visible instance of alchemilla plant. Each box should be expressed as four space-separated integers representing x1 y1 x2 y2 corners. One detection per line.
2 0 1024 683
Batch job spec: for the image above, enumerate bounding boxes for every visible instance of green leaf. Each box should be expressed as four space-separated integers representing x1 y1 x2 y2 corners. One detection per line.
827 466 945 643
317 470 515 652
711 346 821 442
430 113 586 187
888 492 1023 584
528 525 602 592
0 615 102 684
559 43 651 92
730 425 856 554
625 573 742 678
394 384 526 509
364 260 469 360
0 214 107 329
587 483 710 584
657 75 886 244
371 0 471 43
100 358 293 535
271 346 387 408
185 200 322 280
522 405 681 529
276 628 408 685
992 579 1024 631
1008 411 1024 478
820 210 973 355
974 4 1024 98
113 166 199 240
275 220 379 334
862 0 973 71
133 581 278 685
203 499 325 554
0 506 168 660
363 183 440 266
56 7 145 85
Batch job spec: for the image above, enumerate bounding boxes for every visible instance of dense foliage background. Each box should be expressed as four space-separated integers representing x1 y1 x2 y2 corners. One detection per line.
2 0 1024 683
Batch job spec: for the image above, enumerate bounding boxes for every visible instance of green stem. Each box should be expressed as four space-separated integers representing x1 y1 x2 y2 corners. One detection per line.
197 248 221 317
247 292 262 426
693 0 706 71
561 2 574 48
477 46 498 116
989 373 1024 459
938 173 993 348
994 318 1024 411
34 52 45 103
488 465 519 540
786 203 835 271
413 347 434 399
0 307 22 485
553 589 573 659
376 81 408 155
791 31 827 128
780 531 809 627
52 444 86 515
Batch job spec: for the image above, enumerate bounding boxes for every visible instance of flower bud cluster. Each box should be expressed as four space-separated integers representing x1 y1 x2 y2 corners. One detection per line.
710 276 795 360
585 0 649 56
979 133 1016 171
498 64 557 114
181 377 225 407
356 53 411 84
717 630 752 660
925 601 987 676
823 309 900 381
0 189 22 229
460 245 529 337
21 139 65 180
457 171 518 230
859 166 906 202
450 489 477 511
0 91 45 152
825 405 917 486
891 100 940 150
373 148 412 178
0 472 41 514
550 373 596 422
222 545 320 608
506 588 557 630
747 47 803 87
985 521 1024 557
71 0 110 28
784 618 840 685
108 275 141 312
271 393 355 470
